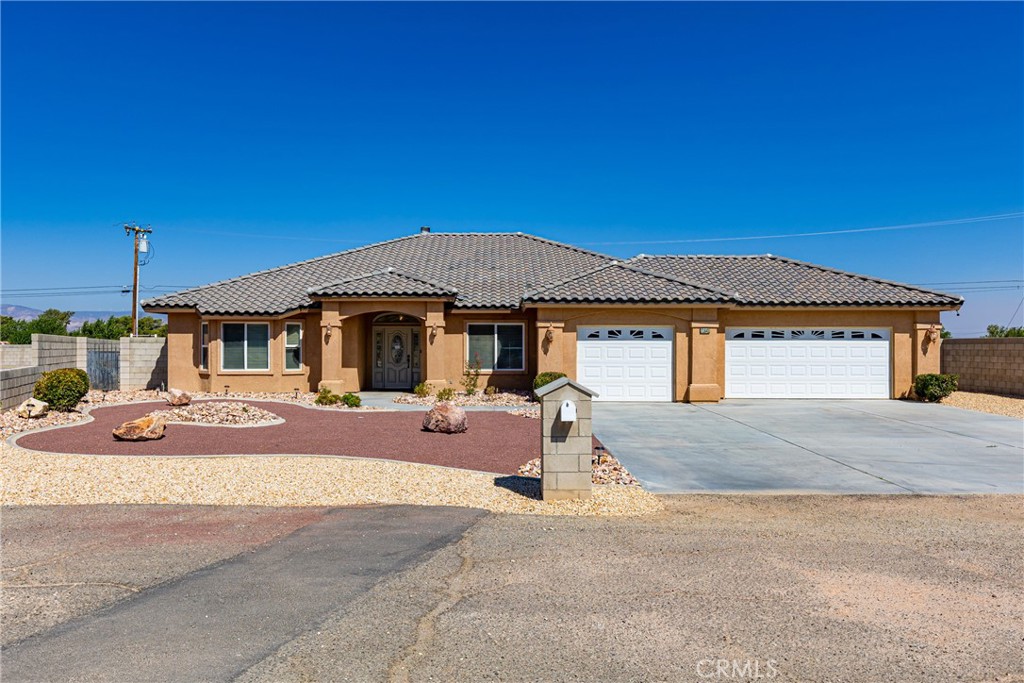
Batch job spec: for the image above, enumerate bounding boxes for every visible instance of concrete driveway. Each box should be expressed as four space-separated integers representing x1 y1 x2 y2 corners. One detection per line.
593 400 1024 494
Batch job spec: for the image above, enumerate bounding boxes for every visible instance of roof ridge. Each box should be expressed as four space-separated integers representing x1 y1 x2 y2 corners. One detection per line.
765 255 964 302
309 266 458 295
143 233 422 303
624 258 743 299
524 261 737 301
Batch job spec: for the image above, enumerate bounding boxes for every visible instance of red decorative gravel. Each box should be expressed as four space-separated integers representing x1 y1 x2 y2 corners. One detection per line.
14 402 544 475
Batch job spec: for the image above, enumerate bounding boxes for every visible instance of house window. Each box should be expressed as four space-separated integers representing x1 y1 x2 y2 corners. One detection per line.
467 323 524 371
221 322 270 371
200 322 209 370
285 323 302 371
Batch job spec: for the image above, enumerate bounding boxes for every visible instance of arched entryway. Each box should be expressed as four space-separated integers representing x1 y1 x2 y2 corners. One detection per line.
371 313 423 389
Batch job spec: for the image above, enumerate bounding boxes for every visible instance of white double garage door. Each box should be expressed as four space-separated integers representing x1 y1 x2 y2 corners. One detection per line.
577 325 891 401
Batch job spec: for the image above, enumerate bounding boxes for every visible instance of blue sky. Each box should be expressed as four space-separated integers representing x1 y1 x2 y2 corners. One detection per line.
2 2 1021 336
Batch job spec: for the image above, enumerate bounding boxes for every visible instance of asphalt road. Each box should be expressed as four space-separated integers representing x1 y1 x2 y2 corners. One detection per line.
3 498 1021 682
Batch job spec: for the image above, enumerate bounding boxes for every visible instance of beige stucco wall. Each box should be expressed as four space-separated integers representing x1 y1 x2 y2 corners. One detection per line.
166 311 322 394
163 304 944 401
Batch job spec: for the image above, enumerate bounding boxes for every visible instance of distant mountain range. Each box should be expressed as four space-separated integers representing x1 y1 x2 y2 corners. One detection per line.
1 305 165 330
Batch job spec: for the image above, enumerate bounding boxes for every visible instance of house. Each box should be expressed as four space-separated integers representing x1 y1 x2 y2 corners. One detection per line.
143 228 962 402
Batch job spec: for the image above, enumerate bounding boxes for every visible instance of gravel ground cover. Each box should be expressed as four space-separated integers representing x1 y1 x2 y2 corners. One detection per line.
508 406 540 419
13 402 542 473
517 450 640 486
0 443 661 516
149 402 281 426
394 390 534 407
941 390 1024 419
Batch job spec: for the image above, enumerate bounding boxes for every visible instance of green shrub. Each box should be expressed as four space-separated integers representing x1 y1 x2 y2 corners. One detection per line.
33 368 90 411
461 360 481 395
913 373 959 402
533 372 567 391
314 387 342 406
436 387 456 402
341 392 361 408
413 382 431 398
484 385 497 396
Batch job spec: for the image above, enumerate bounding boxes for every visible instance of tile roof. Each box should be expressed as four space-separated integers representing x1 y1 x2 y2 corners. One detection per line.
142 231 963 315
523 262 734 304
308 268 457 298
630 255 963 307
143 232 613 315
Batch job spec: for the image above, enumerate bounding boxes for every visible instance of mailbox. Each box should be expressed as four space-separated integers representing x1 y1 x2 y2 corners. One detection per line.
559 399 577 422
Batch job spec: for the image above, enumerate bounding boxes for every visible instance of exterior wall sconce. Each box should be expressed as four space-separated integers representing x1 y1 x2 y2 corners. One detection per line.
926 325 940 343
545 327 555 342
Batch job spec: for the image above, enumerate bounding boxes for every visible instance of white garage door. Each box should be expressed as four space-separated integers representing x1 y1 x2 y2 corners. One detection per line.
726 328 890 399
577 327 673 402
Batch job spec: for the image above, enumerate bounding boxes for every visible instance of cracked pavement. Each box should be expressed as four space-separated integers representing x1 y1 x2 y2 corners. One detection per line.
2 498 1022 682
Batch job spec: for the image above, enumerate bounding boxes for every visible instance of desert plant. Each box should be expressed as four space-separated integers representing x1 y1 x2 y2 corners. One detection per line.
913 373 959 402
33 368 90 411
484 385 497 396
314 387 342 406
413 382 431 398
341 392 361 408
461 360 481 395
436 386 456 402
533 371 567 392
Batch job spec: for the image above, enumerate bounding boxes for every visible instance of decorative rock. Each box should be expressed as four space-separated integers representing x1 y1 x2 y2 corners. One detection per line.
112 415 167 441
16 398 49 419
166 388 192 406
422 402 468 434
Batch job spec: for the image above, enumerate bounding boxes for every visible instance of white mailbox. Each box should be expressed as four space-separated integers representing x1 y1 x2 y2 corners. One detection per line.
559 399 577 422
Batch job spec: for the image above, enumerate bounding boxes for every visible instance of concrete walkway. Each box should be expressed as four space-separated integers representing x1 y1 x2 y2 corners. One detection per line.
358 391 528 411
593 400 1024 494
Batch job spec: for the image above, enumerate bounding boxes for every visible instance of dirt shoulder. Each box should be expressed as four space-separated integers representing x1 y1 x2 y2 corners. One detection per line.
5 496 1017 682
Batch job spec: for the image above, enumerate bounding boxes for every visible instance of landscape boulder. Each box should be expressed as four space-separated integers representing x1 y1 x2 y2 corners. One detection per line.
422 402 468 434
113 415 167 441
16 398 49 419
166 388 192 406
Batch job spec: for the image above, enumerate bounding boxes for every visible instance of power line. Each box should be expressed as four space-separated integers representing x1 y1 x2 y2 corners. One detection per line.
1007 297 1024 328
576 212 1023 246
913 279 1024 286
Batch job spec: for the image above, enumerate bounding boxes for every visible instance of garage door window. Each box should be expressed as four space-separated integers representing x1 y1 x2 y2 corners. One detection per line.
728 329 888 341
467 324 524 371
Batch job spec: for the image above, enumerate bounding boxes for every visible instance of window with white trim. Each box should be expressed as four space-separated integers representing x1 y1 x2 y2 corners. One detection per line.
200 322 209 370
467 323 524 371
285 323 302 371
221 323 270 371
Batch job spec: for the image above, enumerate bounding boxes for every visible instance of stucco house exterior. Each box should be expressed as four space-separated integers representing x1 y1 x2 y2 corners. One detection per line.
143 228 962 402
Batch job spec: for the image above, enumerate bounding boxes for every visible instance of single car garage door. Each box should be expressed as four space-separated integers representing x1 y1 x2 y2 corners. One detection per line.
725 328 891 399
577 326 673 401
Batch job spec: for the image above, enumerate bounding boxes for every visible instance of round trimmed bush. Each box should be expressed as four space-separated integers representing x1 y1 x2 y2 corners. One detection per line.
913 373 958 402
33 368 90 411
533 372 567 392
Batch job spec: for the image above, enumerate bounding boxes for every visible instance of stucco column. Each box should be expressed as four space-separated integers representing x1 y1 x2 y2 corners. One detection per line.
913 321 942 378
688 317 722 402
424 305 447 390
319 304 345 393
536 321 565 375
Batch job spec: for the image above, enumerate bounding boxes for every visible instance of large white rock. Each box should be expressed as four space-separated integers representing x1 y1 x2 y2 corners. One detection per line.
16 398 49 419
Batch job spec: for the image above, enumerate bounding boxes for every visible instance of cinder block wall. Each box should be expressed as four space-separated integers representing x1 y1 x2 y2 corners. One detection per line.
0 345 37 369
941 338 1024 397
1 335 82 410
120 337 168 390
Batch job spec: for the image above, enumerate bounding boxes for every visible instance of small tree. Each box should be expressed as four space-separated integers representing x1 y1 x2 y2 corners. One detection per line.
0 309 73 344
461 360 482 395
986 325 1024 338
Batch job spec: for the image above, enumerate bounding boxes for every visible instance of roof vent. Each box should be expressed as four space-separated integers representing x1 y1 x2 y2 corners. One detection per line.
420 225 431 234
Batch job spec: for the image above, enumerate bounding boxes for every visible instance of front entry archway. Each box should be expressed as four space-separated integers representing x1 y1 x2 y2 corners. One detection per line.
371 313 422 390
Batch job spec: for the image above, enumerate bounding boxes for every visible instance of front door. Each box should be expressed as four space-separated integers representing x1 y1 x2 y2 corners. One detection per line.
383 327 412 389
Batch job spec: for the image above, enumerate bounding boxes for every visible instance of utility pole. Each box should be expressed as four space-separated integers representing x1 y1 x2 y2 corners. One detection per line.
124 223 153 336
